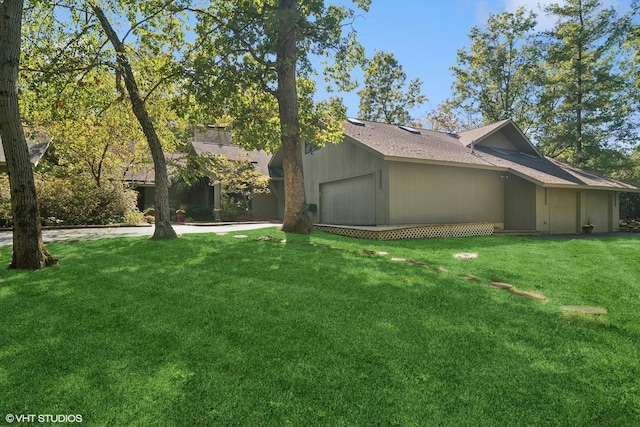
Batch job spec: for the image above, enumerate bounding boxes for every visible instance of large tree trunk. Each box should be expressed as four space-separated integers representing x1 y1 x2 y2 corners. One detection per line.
0 0 57 270
275 0 313 234
92 3 176 240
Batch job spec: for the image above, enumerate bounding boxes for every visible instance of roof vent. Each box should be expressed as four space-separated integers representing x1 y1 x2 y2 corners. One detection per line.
398 125 421 135
347 118 366 126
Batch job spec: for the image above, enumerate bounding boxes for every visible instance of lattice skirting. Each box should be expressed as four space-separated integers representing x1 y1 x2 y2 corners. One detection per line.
314 223 495 240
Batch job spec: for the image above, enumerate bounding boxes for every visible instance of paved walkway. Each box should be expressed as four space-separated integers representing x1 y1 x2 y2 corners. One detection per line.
531 231 640 240
0 222 281 247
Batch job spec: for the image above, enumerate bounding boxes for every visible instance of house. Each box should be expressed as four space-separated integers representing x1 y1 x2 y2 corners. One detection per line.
300 118 638 235
0 132 51 173
129 126 281 221
190 125 280 220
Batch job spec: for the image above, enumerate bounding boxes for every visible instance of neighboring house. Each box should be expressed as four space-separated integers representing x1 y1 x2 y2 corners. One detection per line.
129 126 281 220
299 118 638 234
125 152 185 213
0 133 51 173
190 125 281 220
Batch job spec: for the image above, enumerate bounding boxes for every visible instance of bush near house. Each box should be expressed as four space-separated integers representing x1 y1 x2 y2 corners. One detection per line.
0 174 11 228
184 203 213 221
0 172 139 227
36 173 138 225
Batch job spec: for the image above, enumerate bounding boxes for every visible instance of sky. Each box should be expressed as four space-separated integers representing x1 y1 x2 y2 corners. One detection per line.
327 0 634 121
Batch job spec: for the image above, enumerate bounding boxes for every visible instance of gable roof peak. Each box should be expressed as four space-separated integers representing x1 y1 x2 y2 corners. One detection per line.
457 119 541 157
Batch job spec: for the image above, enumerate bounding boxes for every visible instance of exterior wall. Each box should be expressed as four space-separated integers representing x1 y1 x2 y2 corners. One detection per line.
612 192 620 230
583 190 617 232
252 193 281 220
535 187 550 233
303 138 388 225
269 180 285 220
536 188 619 234
476 132 516 150
136 186 156 211
319 174 375 225
504 175 536 230
388 162 504 225
549 188 579 233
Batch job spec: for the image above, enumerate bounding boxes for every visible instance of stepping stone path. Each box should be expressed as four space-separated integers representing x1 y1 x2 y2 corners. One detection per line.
560 305 608 315
510 289 547 301
454 253 478 259
489 281 514 290
253 235 607 317
233 234 249 239
407 260 429 267
489 280 547 300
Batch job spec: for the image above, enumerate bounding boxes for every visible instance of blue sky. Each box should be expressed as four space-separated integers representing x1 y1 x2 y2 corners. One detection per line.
327 0 633 121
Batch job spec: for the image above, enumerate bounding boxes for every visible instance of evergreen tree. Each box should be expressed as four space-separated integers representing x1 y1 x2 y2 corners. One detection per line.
536 0 636 168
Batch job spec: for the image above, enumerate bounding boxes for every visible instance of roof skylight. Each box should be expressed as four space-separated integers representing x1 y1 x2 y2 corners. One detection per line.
398 125 421 135
347 118 366 126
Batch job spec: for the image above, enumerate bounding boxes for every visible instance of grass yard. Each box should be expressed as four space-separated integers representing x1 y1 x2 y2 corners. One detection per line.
1 228 639 426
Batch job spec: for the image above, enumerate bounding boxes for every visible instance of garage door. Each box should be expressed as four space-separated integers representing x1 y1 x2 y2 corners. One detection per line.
320 174 375 225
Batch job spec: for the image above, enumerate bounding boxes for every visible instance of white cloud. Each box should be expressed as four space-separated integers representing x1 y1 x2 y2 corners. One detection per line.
500 0 634 31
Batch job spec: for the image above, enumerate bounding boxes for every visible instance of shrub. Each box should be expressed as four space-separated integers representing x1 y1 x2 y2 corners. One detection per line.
219 196 253 221
0 175 12 228
35 172 138 225
124 210 145 225
184 204 213 221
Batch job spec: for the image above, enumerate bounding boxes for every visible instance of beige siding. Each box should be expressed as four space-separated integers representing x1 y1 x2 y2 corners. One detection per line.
583 190 616 232
320 174 375 225
388 162 504 224
536 187 550 233
504 176 536 230
476 132 517 150
549 189 578 233
303 138 388 224
612 192 620 230
536 188 619 234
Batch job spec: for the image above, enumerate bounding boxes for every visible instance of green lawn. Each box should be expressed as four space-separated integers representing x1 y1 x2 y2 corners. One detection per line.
1 229 639 426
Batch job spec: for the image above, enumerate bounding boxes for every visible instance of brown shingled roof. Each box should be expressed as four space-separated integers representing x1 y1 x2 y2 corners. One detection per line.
0 132 51 171
191 141 271 176
343 119 638 192
344 119 489 167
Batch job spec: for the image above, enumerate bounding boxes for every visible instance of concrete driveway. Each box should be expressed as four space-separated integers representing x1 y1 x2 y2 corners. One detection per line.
0 223 281 247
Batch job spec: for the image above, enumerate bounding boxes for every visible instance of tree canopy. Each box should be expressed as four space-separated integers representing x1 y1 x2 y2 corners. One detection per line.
186 0 370 233
447 0 639 177
447 7 540 132
358 50 426 126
